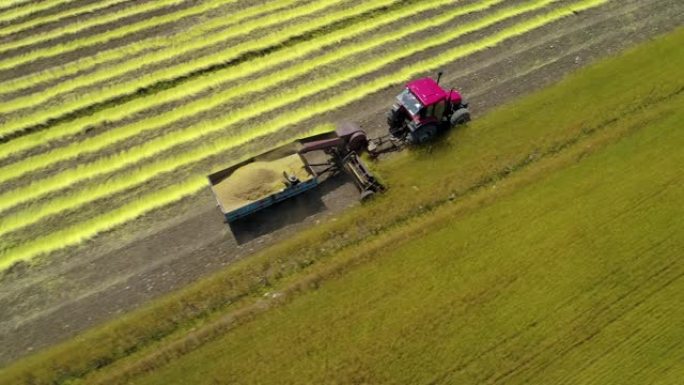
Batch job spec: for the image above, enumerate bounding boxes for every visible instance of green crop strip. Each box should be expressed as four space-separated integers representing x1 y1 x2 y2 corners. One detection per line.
0 0 372 138
0 0 503 236
0 0 448 161
0 0 185 54
0 0 478 185
0 0 548 217
0 0 130 39
0 0 609 267
0 0 339 117
0 0 303 97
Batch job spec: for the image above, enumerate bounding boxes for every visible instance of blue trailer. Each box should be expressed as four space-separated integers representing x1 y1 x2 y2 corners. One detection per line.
208 142 320 223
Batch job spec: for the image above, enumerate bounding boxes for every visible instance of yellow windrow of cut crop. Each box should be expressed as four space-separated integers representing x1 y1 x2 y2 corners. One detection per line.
0 0 339 117
0 0 375 138
0 0 586 238
0 0 457 164
0 0 482 186
0 0 185 54
0 0 301 96
0 0 71 25
0 0 546 223
0 0 130 40
0 0 611 268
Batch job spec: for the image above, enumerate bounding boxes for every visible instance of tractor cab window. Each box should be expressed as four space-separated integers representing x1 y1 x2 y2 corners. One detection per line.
397 88 423 116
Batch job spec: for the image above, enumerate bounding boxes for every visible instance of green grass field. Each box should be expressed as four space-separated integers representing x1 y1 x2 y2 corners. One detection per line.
135 102 683 384
1 26 681 385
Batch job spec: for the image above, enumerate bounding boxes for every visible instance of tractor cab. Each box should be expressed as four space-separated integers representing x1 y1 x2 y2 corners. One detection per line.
387 73 470 144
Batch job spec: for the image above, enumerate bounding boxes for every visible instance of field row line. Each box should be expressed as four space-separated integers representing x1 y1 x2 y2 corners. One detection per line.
0 0 341 117
0 0 67 26
0 0 303 97
0 0 547 219
0 0 391 139
0 0 131 40
0 0 610 265
0 0 467 185
0 0 186 54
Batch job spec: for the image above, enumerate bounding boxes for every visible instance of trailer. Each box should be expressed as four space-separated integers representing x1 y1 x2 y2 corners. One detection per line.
208 123 383 223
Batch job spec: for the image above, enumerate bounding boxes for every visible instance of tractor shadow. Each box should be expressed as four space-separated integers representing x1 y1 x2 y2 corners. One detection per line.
228 174 352 245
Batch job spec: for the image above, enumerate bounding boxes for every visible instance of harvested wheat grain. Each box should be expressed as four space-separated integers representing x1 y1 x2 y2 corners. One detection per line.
214 154 310 211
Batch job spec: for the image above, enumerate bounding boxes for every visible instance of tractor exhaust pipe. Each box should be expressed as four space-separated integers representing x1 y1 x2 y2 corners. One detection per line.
436 71 443 85
447 88 454 111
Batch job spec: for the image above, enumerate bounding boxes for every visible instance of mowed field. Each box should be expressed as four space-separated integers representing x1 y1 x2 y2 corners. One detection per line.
0 0 623 265
0 0 682 369
1 22 681 385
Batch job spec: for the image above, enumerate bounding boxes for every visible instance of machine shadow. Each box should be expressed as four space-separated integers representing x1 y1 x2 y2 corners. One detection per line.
229 174 353 245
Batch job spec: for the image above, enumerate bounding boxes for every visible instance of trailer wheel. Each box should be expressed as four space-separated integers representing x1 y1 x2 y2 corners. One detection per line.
348 131 368 153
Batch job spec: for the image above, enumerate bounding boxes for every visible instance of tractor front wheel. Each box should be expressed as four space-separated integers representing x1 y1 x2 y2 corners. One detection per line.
450 108 471 126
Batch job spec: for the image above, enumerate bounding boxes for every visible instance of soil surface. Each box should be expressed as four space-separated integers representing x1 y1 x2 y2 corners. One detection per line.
0 0 682 366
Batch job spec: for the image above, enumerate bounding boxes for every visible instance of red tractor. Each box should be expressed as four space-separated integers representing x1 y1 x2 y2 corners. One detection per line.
387 72 470 144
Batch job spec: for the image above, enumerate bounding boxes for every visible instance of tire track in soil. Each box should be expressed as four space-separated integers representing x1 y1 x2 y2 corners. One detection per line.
0 0 681 365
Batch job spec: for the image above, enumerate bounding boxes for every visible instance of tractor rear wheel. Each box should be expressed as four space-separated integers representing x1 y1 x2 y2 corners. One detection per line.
389 124 408 139
409 123 437 144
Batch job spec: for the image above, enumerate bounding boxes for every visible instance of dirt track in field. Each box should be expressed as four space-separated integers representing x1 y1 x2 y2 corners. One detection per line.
0 0 682 366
